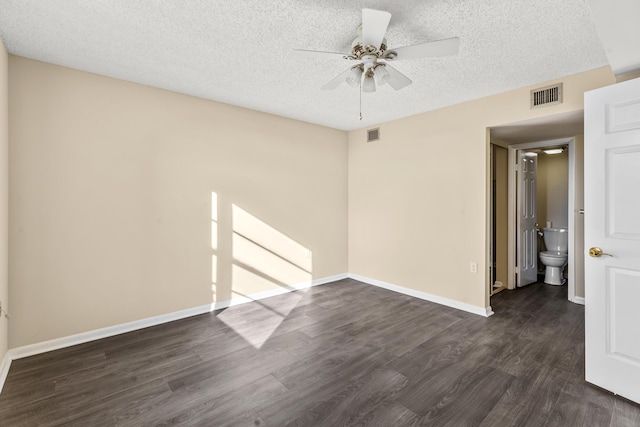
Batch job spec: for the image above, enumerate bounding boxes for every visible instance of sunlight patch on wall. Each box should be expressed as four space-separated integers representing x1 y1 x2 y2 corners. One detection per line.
232 233 311 287
232 263 277 295
232 205 312 274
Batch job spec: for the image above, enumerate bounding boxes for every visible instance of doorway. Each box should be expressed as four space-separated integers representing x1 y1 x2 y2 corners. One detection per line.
489 136 585 306
510 138 580 302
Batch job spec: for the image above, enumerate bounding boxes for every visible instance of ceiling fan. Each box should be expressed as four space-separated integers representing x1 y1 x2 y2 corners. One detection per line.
295 8 460 93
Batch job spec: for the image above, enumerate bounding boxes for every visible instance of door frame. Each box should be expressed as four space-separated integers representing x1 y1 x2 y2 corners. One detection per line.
505 137 580 303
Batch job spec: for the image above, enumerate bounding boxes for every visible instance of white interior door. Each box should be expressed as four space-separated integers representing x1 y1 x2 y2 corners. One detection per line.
517 151 538 287
584 77 640 404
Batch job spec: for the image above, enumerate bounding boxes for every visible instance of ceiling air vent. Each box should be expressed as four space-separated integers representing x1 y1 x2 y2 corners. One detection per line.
367 128 380 142
530 83 563 109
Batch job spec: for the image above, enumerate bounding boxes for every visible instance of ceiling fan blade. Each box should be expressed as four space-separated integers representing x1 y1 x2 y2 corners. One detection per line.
361 8 391 50
293 49 349 59
384 65 412 90
321 67 354 90
387 37 460 60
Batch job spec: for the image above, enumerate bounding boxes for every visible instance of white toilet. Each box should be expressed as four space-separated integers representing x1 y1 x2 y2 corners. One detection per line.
539 227 568 285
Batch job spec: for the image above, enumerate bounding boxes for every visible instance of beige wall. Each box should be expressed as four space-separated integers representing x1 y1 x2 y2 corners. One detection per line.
537 150 569 229
9 57 348 348
0 41 8 361
348 67 615 310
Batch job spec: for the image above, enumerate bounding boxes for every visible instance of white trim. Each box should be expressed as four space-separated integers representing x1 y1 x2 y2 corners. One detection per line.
349 273 493 317
0 272 348 392
571 296 585 306
0 351 11 394
7 304 213 361
211 273 347 310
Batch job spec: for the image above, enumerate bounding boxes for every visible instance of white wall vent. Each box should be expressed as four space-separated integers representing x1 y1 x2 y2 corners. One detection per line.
367 128 380 142
530 83 563 109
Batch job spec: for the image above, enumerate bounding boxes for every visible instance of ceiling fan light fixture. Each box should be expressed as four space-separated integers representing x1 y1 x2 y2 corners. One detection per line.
362 71 376 92
374 65 389 85
346 66 363 87
299 8 459 101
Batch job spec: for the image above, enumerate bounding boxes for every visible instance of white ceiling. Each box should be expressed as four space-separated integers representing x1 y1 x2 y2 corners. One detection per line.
587 0 640 77
0 1 617 131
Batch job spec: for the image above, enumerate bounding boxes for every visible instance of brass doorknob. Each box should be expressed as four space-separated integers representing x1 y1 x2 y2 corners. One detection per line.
589 247 613 257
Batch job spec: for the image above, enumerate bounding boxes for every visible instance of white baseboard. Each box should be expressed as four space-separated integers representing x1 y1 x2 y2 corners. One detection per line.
211 273 348 310
0 351 11 395
7 304 213 361
0 273 348 393
348 273 493 317
571 296 585 305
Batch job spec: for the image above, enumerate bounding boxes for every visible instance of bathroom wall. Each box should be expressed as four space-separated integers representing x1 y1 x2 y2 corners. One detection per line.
0 40 8 365
9 56 348 348
537 149 569 230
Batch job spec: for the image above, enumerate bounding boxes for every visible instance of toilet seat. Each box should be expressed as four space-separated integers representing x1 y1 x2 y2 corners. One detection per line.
540 251 567 259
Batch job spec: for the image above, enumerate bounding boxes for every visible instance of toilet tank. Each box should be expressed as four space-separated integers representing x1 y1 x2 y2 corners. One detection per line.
543 227 568 253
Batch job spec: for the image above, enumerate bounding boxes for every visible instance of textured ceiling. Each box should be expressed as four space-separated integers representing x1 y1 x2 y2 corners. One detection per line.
0 0 610 131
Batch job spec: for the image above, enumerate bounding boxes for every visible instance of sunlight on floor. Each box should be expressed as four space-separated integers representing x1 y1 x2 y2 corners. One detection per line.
217 275 307 348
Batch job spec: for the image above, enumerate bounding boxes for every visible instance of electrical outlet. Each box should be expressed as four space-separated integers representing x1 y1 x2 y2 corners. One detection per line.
470 263 478 273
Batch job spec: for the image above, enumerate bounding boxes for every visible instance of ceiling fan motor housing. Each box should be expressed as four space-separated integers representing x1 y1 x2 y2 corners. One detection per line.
351 37 388 59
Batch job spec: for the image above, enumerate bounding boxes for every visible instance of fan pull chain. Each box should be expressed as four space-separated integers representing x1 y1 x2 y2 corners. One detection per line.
359 83 363 120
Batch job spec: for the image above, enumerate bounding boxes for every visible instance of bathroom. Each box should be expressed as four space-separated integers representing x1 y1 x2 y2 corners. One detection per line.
531 146 569 285
490 135 586 303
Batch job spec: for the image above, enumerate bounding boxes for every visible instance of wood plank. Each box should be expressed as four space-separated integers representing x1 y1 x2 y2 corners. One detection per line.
282 368 407 426
346 399 420 427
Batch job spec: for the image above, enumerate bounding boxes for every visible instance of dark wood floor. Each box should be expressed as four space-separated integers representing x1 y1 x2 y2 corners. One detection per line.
1 279 639 426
